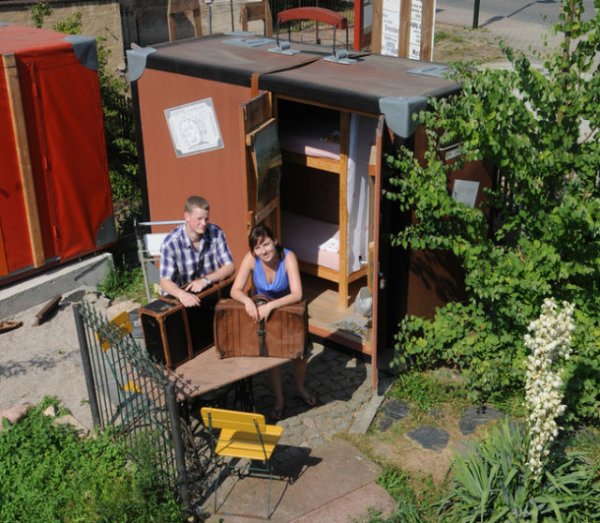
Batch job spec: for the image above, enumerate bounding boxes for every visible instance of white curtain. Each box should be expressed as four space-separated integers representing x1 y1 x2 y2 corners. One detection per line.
347 114 376 273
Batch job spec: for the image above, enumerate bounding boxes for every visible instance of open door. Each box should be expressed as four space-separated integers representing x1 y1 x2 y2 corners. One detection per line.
372 116 412 390
241 92 282 236
370 116 385 390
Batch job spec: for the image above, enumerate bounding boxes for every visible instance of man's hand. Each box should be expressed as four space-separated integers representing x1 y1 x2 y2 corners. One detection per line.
178 290 201 307
183 278 210 294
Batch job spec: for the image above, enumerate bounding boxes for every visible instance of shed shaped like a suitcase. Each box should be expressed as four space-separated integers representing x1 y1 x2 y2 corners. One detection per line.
0 24 116 285
128 34 492 386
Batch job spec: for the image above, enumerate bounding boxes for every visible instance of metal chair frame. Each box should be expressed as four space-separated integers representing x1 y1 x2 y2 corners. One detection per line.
201 407 284 518
135 220 184 302
276 6 349 55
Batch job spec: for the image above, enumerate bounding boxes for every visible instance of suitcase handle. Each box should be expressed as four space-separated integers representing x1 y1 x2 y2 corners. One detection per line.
253 295 271 357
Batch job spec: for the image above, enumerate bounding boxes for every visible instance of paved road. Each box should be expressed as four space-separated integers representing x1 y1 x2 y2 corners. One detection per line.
437 0 596 27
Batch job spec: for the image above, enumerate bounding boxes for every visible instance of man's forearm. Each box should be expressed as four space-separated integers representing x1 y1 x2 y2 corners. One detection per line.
205 262 235 284
159 278 186 300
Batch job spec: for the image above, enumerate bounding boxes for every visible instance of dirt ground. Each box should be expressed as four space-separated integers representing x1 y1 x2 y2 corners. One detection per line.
0 290 139 429
433 22 507 63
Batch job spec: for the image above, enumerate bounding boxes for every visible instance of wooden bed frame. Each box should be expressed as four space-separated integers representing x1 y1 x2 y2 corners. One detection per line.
279 107 372 307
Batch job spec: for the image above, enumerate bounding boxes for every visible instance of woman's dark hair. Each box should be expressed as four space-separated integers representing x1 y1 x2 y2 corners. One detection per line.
249 224 284 260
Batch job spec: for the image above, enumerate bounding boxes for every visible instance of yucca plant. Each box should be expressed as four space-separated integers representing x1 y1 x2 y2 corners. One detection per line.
438 419 600 522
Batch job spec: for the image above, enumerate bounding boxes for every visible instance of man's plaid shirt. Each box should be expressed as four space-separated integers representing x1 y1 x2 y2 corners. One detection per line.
159 223 233 287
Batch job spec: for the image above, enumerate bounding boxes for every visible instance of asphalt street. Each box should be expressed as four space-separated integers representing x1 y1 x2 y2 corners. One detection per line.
437 0 596 27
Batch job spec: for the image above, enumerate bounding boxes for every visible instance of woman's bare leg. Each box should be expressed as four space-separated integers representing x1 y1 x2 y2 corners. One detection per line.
268 366 284 415
292 358 316 405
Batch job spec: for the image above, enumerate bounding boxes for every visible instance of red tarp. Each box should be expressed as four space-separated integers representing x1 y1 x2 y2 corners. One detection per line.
0 24 115 282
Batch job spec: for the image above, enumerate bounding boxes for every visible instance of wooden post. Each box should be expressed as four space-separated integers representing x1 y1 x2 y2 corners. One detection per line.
371 0 436 61
2 53 45 268
339 112 350 307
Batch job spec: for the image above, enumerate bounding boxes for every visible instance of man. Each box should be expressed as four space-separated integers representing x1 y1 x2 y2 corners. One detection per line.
160 195 234 307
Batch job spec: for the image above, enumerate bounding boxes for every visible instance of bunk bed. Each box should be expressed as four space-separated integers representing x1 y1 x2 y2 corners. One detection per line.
278 104 376 306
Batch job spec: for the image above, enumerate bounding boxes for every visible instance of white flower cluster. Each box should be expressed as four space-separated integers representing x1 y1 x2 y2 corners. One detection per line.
524 298 575 477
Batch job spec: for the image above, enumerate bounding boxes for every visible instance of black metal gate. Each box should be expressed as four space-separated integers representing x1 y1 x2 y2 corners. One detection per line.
74 302 213 519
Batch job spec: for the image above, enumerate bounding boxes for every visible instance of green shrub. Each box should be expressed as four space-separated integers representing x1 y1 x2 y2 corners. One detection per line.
98 259 145 301
438 420 600 522
386 0 600 425
0 398 182 522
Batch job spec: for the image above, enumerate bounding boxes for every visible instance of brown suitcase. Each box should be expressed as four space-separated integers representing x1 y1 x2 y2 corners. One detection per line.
139 276 233 369
214 297 307 359
139 298 192 368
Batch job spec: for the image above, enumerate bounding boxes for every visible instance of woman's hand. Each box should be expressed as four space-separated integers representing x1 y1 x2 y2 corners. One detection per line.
244 299 259 322
257 302 274 322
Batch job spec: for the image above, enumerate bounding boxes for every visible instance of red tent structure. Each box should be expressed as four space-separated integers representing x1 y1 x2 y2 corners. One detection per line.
0 23 116 285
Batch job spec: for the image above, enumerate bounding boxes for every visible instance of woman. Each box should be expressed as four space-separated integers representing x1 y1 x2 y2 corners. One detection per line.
230 224 317 420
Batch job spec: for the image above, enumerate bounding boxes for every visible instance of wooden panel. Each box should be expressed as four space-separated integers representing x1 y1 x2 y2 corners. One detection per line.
137 70 252 267
303 275 372 355
281 166 339 224
370 116 385 388
243 92 272 134
282 150 341 174
2 53 44 268
371 0 383 54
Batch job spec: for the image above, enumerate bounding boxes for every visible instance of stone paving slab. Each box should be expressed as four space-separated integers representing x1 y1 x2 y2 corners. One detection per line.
203 439 394 522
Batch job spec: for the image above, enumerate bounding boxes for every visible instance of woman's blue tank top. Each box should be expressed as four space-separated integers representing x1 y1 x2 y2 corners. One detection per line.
253 248 290 299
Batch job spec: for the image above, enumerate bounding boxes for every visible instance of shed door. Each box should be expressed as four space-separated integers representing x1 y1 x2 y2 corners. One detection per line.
241 93 282 235
371 115 386 390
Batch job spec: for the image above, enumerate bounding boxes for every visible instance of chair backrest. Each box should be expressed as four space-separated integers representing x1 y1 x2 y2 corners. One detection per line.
277 7 348 30
275 7 349 52
99 310 133 352
168 0 202 42
201 407 266 434
136 220 183 257
240 0 273 37
143 233 169 257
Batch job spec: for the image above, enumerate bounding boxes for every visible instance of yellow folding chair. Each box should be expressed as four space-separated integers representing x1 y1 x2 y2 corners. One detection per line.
201 407 284 518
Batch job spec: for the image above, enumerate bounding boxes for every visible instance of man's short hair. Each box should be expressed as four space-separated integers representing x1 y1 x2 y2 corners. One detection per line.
185 195 210 213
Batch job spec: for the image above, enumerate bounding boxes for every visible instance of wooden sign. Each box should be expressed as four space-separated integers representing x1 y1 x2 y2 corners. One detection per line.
372 0 436 61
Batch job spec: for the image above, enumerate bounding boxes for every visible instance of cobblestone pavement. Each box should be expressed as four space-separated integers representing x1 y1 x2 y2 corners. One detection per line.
250 342 374 452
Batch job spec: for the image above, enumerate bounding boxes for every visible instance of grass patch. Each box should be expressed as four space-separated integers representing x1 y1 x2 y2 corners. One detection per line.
98 257 146 303
0 397 182 522
567 426 600 463
432 23 505 63
389 369 470 420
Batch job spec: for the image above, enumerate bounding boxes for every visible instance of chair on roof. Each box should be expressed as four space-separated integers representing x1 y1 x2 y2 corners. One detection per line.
135 219 184 302
167 0 203 42
240 0 273 36
201 406 285 518
276 6 349 53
